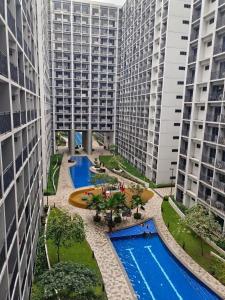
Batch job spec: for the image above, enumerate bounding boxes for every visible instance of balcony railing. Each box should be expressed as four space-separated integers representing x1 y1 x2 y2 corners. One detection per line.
186 76 195 84
188 54 197 63
0 49 8 77
7 8 16 36
202 155 215 165
3 162 14 191
0 112 11 134
208 92 224 102
204 133 218 143
200 175 213 186
215 160 225 169
214 43 225 55
190 31 199 41
217 16 225 29
214 180 225 192
219 0 225 5
211 70 225 80
13 111 21 128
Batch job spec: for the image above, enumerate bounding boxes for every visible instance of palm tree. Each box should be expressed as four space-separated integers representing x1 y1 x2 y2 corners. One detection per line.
88 194 106 222
107 192 127 230
131 194 145 219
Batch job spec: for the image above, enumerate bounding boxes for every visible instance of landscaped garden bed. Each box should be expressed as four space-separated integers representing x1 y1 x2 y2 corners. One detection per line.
44 154 63 196
161 200 225 285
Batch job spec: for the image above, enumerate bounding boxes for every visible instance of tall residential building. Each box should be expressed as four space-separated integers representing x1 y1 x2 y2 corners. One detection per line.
49 0 121 154
116 0 191 185
176 0 225 231
0 0 50 299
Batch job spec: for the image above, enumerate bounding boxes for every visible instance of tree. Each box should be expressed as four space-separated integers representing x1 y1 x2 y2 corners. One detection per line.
129 183 144 197
87 194 106 222
109 144 118 156
40 261 98 299
47 209 85 262
109 155 123 170
131 194 145 219
182 205 222 256
107 192 127 229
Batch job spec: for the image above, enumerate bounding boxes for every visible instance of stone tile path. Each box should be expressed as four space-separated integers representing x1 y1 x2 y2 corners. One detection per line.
48 152 225 300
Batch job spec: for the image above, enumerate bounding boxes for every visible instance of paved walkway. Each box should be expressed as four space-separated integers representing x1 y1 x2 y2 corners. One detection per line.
48 152 225 300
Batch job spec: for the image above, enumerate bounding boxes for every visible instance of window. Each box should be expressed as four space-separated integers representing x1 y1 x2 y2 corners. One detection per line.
172 149 178 152
199 125 203 129
207 41 212 47
176 95 183 99
181 36 188 40
170 176 176 180
174 123 180 126
183 20 190 24
197 144 201 149
173 136 179 140
171 162 177 165
194 163 199 167
177 81 184 85
180 51 187 55
175 109 181 113
200 106 205 111
184 4 191 8
205 65 209 70
179 66 185 70
202 86 207 91
209 18 214 24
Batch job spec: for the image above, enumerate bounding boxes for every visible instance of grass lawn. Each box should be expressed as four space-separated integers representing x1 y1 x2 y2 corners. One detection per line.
162 201 225 284
99 155 157 188
47 209 107 299
44 154 63 195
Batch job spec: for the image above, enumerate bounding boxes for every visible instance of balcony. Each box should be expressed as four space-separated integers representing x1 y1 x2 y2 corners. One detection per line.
208 92 224 101
13 111 21 128
215 159 225 169
211 70 225 80
200 175 213 186
188 54 197 64
0 1 4 18
7 8 16 35
214 180 225 192
217 16 225 29
190 31 199 41
0 112 11 134
186 76 195 85
204 133 218 143
214 43 225 55
3 162 14 191
10 63 18 82
219 0 225 5
15 153 22 173
17 27 22 46
0 49 8 77
19 70 24 86
23 146 27 161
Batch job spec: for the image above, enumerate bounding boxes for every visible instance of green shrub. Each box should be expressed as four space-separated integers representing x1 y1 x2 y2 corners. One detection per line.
216 240 225 251
82 196 89 201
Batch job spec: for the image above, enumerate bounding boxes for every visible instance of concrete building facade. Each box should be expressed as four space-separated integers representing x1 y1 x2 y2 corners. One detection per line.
116 0 192 185
49 0 121 154
0 0 51 299
176 0 225 231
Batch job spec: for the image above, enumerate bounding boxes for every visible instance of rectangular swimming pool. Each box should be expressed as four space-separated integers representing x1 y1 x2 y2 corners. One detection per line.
109 220 221 300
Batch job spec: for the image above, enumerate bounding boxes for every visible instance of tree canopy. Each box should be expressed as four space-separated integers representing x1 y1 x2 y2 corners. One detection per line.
47 209 85 262
40 261 98 299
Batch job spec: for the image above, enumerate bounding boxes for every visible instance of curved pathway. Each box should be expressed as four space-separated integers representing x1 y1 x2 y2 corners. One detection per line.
48 153 225 300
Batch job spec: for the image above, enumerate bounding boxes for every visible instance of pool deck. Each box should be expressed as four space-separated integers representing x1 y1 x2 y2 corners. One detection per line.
48 152 225 300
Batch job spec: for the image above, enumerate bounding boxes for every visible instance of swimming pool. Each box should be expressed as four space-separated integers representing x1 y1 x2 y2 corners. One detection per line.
75 132 82 146
109 220 220 300
69 156 104 188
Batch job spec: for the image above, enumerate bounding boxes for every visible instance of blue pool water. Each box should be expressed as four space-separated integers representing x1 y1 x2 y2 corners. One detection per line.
69 156 104 188
109 220 221 300
75 132 82 146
